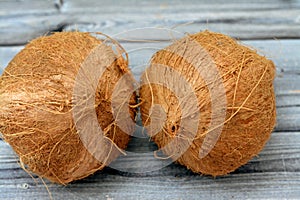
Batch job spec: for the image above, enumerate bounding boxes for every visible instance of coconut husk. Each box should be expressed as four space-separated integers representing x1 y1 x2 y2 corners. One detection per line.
0 32 136 184
140 30 276 176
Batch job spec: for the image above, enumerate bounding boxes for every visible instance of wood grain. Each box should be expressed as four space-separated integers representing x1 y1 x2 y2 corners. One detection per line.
1 0 300 45
2 39 299 73
0 131 299 199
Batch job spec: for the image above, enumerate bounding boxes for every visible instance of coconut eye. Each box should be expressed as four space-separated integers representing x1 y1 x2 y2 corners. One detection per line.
171 125 176 132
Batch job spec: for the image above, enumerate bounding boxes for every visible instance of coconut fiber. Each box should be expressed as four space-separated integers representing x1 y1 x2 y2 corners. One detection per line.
0 32 136 184
140 30 276 176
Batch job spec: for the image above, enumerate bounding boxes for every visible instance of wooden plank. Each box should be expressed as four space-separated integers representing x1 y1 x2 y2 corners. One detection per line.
60 5 300 24
1 39 299 73
275 74 300 96
62 7 300 40
276 93 300 108
0 172 300 199
0 0 62 45
62 0 300 13
0 0 57 16
46 9 300 40
4 0 297 17
59 0 300 40
0 15 67 45
62 0 300 12
0 131 299 199
276 107 300 132
1 0 300 45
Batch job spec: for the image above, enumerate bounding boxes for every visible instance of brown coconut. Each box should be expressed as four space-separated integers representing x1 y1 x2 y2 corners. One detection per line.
0 32 136 184
140 30 276 176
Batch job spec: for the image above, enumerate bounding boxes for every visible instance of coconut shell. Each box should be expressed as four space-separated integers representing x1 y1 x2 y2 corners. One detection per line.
0 32 136 184
140 31 276 176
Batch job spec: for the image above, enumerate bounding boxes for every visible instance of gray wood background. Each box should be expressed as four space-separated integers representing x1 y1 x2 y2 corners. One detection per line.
0 0 300 199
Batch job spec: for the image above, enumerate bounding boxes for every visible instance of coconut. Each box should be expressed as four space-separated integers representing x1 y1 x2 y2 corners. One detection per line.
0 32 136 184
140 30 276 176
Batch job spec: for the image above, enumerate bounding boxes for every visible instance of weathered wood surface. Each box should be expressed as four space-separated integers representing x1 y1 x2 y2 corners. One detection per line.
0 131 300 200
1 0 300 199
1 0 300 45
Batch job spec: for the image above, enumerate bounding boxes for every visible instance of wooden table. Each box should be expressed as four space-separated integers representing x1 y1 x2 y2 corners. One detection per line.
0 0 300 199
